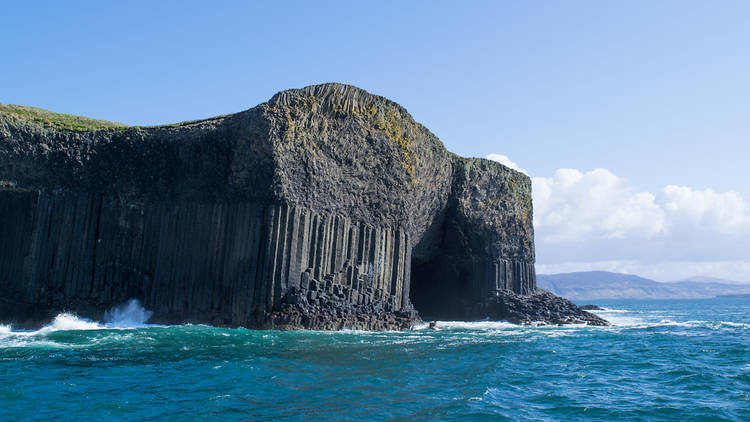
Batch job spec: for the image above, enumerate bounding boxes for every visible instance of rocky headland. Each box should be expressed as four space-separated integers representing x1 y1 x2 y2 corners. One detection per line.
0 84 606 329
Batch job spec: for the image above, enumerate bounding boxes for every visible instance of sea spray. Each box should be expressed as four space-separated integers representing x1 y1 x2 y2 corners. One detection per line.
104 299 153 328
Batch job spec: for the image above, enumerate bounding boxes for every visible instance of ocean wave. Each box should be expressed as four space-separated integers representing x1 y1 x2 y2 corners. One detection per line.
3 301 747 351
597 308 630 313
414 321 520 331
689 320 750 330
648 319 750 330
592 313 750 330
0 299 156 341
595 314 648 327
47 313 107 332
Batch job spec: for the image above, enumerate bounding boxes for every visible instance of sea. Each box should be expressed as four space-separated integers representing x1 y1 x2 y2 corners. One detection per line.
1 298 748 421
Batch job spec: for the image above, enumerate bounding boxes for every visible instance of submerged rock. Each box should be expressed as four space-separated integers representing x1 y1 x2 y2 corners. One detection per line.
0 84 605 329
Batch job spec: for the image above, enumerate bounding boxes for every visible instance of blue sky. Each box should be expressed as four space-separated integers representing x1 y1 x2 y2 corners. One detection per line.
3 1 749 280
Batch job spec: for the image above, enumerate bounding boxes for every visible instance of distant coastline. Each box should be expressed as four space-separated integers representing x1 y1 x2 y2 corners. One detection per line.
538 271 750 300
716 293 750 299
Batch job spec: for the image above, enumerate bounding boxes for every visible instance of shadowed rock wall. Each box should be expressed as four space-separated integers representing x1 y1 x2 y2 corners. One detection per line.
0 192 411 327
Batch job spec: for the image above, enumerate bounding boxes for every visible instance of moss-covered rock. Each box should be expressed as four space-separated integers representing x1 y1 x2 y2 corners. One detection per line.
0 103 128 132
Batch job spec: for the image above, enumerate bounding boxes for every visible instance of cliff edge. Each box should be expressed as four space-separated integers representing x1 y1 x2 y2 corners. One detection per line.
0 84 606 329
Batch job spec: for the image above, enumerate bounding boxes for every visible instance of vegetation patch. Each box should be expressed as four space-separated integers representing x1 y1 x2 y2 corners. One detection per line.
0 103 128 132
371 105 416 182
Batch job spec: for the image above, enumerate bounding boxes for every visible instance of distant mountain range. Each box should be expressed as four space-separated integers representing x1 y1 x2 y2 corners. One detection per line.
537 271 750 300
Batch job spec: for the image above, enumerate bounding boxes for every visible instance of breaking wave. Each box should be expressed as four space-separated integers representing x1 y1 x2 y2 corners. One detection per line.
0 299 155 338
590 307 750 330
413 320 519 330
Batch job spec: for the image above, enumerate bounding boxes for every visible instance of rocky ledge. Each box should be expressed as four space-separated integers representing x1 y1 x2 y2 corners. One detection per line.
473 290 608 326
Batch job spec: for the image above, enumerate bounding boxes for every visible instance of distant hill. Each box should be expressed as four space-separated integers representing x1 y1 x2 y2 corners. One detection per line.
717 293 750 298
674 276 750 285
537 271 750 300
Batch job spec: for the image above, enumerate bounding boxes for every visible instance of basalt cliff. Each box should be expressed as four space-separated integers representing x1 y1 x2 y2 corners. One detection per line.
0 84 606 329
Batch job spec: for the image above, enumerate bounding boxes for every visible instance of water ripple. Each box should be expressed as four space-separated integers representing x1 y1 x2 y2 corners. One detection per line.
1 298 749 420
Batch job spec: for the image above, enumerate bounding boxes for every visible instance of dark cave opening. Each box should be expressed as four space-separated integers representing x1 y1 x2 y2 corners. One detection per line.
409 219 476 321
410 256 472 321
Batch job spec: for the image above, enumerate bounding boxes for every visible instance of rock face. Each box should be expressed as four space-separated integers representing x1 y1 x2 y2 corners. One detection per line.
0 83 603 329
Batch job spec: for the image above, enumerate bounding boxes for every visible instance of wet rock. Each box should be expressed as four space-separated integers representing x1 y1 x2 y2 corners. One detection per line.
471 290 608 326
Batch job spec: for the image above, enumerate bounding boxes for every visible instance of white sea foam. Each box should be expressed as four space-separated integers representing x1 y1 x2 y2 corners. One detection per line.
589 310 750 330
0 324 14 340
593 312 689 328
715 321 750 329
0 299 155 340
597 314 648 327
417 321 519 330
38 313 104 333
588 308 651 327
413 319 610 332
598 308 629 313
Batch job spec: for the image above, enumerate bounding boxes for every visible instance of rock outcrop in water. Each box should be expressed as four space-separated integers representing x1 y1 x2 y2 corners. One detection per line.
0 84 606 329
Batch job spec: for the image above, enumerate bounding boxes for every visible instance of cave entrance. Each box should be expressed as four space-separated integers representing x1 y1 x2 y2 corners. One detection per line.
408 219 475 321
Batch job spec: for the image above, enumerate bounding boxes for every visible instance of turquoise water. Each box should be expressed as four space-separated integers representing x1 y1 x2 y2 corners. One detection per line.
1 299 749 421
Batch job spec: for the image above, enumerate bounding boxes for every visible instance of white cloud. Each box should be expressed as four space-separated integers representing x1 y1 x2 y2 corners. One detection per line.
485 154 528 175
531 168 665 242
487 153 750 281
663 185 750 235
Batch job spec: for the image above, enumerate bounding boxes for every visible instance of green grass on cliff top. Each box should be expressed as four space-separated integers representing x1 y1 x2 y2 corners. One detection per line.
0 103 128 132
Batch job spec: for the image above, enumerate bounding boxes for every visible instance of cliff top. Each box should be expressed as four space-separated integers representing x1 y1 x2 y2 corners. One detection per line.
269 83 405 115
0 103 129 132
1 83 403 132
